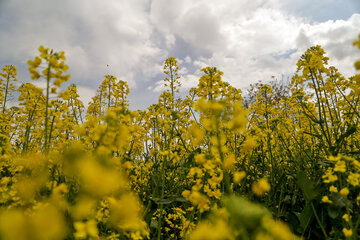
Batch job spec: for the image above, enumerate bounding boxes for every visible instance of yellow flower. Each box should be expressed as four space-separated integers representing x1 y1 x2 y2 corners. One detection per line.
340 187 349 198
122 161 134 170
354 34 360 48
357 195 360 206
74 219 98 239
233 171 246 184
159 150 169 156
188 191 210 213
189 217 233 240
77 158 125 196
242 136 257 153
195 154 206 164
334 161 346 172
223 154 235 170
189 124 205 145
189 167 204 178
255 232 273 240
321 196 332 204
38 45 46 53
53 183 68 196
210 102 225 115
329 185 338 192
261 216 301 240
342 214 350 222
343 228 352 238
355 60 360 70
228 111 247 131
323 170 338 183
108 194 147 232
252 178 270 196
182 190 191 198
49 57 58 67
51 87 57 94
347 173 360 186
328 155 341 162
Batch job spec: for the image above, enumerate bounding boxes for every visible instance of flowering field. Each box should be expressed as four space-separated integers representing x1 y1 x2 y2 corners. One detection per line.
0 34 360 240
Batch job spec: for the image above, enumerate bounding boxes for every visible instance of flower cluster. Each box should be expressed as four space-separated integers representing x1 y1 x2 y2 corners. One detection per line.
0 35 360 239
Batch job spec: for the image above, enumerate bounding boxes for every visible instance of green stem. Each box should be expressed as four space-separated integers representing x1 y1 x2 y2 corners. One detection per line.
44 63 51 151
311 202 328 239
2 73 10 114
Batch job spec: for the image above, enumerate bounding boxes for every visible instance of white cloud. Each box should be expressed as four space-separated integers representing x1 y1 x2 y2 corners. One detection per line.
180 74 199 90
76 85 96 107
300 14 360 77
0 0 359 109
177 4 224 51
184 56 192 64
177 6 301 88
0 0 165 89
167 4 360 89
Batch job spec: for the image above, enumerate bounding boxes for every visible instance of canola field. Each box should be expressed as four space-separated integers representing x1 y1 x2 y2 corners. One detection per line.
0 35 360 240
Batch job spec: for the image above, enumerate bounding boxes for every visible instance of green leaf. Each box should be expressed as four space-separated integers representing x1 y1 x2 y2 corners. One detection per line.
330 192 346 208
297 171 318 202
327 206 341 219
282 195 291 204
152 197 174 205
152 196 187 205
150 219 158 229
175 197 187 202
298 204 313 232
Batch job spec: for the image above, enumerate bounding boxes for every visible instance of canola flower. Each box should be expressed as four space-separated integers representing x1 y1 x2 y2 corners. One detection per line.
252 178 270 196
0 34 360 239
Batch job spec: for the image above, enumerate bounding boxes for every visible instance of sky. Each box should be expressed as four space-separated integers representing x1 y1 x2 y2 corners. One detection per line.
0 0 359 110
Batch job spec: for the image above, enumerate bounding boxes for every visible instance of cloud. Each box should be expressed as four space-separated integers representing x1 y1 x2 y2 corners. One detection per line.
297 14 360 77
76 85 96 107
178 6 302 88
178 4 224 51
0 0 359 110
0 0 165 89
278 0 360 22
166 5 360 89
